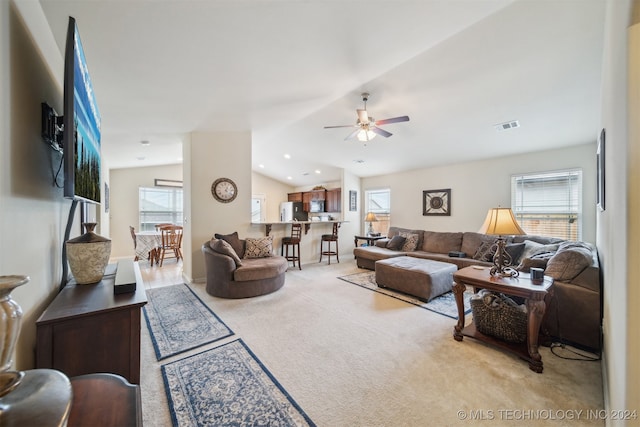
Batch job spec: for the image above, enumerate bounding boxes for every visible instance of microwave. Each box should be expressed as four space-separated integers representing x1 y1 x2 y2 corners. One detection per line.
310 200 325 213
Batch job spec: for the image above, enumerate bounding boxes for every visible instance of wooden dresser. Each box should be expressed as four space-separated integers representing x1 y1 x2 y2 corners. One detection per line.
36 263 147 384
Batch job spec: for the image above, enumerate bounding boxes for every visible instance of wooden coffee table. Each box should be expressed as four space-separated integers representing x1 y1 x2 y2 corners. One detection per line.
452 266 553 373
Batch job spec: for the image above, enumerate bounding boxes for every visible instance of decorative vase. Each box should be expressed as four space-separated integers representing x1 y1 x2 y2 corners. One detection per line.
0 275 29 397
66 222 112 284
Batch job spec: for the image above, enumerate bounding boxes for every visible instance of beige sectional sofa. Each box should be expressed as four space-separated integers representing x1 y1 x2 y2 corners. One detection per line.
353 226 602 351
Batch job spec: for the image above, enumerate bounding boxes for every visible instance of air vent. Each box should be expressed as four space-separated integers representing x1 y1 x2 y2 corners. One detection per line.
494 120 520 132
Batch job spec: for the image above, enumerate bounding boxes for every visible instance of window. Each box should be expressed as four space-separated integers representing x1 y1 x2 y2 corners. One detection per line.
364 189 391 235
511 169 582 240
139 186 183 231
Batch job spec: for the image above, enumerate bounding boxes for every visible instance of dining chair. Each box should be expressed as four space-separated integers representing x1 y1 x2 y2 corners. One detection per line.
154 223 174 230
158 225 183 266
130 225 158 264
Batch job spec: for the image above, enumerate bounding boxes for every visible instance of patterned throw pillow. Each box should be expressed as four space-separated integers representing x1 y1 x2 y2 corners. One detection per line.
399 232 419 252
473 241 498 262
210 238 243 267
244 237 274 259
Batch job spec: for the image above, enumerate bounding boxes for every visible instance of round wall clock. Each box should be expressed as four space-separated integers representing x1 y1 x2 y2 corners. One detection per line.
211 178 238 203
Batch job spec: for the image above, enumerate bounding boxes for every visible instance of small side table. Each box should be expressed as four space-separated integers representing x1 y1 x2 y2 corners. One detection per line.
354 235 385 248
452 266 553 373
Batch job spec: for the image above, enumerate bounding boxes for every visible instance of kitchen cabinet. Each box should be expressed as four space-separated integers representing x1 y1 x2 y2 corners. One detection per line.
326 188 342 212
302 190 326 212
288 192 303 202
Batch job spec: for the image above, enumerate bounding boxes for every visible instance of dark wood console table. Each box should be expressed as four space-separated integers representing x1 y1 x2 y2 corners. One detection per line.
452 266 553 373
36 263 147 383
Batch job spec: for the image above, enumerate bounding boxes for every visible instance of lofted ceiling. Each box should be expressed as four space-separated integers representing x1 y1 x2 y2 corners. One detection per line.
38 0 605 187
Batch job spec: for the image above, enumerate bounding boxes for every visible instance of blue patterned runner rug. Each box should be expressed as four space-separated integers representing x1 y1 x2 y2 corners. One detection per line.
338 271 472 319
143 284 234 360
162 339 316 427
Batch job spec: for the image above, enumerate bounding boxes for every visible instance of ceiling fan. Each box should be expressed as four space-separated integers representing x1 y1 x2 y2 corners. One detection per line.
324 93 410 142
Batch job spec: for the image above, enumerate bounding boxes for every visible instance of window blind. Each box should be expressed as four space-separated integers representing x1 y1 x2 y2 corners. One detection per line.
511 169 582 240
139 186 183 231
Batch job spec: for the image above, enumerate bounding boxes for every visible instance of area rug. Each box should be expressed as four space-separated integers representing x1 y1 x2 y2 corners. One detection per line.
162 338 316 427
338 271 472 319
143 284 234 360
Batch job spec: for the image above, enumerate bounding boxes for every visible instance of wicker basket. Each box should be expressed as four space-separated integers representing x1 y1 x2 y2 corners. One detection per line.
470 289 527 343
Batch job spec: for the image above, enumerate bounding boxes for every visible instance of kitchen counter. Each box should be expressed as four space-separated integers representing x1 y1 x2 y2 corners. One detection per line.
252 220 346 236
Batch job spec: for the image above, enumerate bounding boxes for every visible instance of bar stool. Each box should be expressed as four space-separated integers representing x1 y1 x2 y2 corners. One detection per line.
281 223 302 270
319 222 340 264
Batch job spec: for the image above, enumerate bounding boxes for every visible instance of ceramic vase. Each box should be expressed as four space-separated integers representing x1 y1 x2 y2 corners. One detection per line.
66 222 112 284
0 275 28 396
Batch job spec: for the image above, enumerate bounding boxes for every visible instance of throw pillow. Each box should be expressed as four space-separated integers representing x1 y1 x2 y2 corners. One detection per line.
399 232 419 252
244 237 274 259
545 245 592 281
210 238 243 267
505 242 526 263
473 241 497 262
386 235 406 251
214 232 244 259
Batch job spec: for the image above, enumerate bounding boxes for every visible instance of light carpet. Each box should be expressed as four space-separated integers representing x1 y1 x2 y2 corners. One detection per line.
338 270 472 319
162 339 316 427
139 262 604 427
143 283 233 360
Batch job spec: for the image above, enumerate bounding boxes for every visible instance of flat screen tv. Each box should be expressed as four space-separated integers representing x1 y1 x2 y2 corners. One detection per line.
63 16 101 204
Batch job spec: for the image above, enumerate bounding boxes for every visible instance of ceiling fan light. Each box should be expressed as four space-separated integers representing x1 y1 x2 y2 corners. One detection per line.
357 129 376 142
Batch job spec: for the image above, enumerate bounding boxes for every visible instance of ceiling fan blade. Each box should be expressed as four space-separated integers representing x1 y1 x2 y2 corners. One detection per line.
375 115 410 126
371 127 392 138
357 109 369 124
324 124 358 129
344 129 360 141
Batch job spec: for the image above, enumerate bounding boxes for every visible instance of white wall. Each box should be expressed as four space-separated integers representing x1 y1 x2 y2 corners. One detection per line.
185 132 254 282
362 144 597 243
600 0 639 421
108 163 183 258
251 172 295 222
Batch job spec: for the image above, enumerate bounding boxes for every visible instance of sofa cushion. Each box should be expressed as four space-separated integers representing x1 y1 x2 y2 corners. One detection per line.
399 232 420 251
244 237 274 259
386 235 406 251
233 257 288 282
473 241 526 263
375 238 390 248
545 241 593 281
517 256 549 273
422 231 463 254
210 238 243 267
214 231 245 258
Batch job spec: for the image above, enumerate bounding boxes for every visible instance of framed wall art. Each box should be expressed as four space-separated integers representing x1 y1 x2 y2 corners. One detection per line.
423 189 451 216
349 190 357 211
597 128 605 211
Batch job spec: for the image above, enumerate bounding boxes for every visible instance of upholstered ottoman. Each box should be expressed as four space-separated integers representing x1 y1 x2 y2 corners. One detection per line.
375 256 457 302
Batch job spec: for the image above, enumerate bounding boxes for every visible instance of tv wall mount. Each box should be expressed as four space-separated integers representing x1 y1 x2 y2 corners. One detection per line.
41 102 64 153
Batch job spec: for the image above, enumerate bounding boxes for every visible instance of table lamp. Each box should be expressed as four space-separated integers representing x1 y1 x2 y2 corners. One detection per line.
478 207 526 277
364 212 378 235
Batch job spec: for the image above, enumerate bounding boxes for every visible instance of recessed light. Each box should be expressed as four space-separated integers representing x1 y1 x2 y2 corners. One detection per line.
284 154 291 159
315 170 321 174
302 172 309 176
136 156 146 161
259 164 265 168
140 140 150 146
287 176 292 180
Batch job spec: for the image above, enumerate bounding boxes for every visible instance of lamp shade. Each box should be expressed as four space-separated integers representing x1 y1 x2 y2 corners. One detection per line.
364 212 378 222
478 208 526 236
